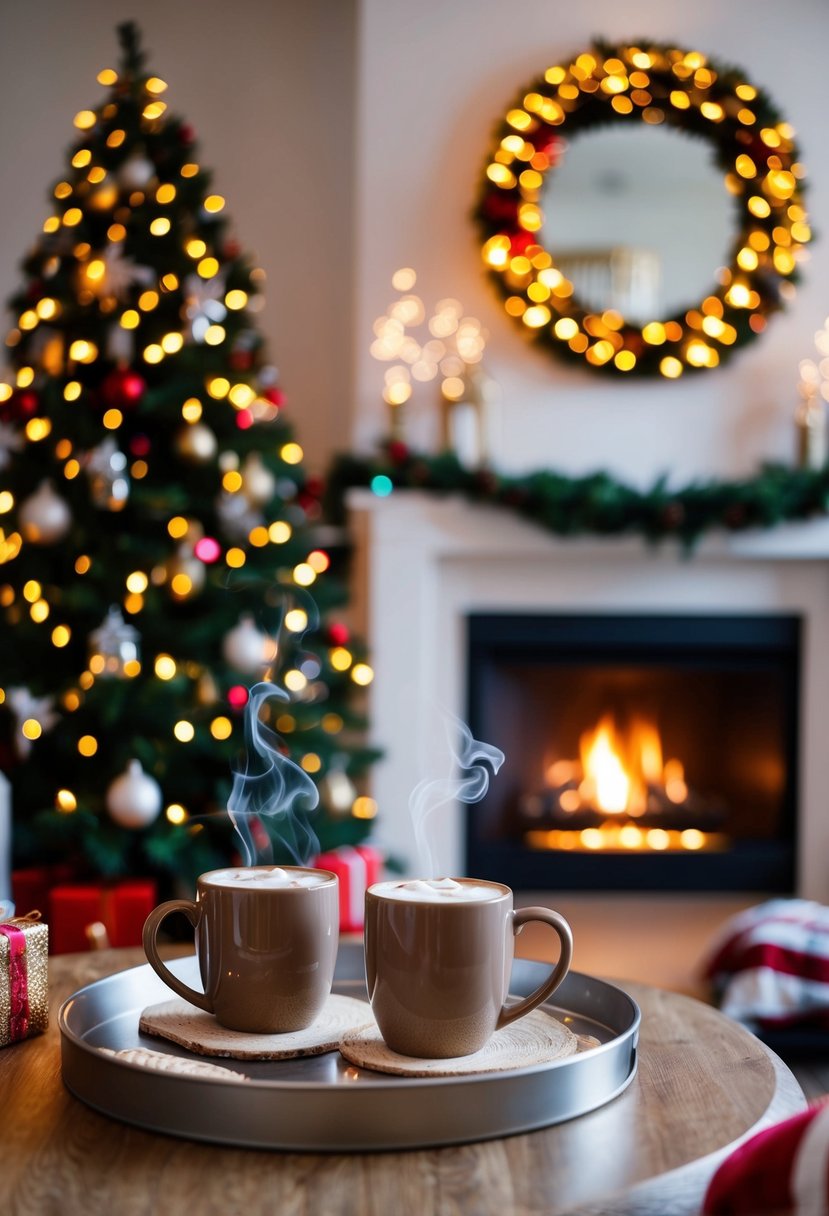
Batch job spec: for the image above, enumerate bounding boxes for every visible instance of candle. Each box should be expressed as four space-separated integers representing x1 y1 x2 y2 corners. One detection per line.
796 392 828 470
447 401 481 469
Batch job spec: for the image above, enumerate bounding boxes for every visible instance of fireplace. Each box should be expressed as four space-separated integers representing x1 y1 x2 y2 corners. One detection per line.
349 490 829 899
466 613 800 892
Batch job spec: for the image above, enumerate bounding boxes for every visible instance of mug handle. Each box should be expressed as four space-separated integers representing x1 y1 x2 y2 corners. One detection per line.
142 899 214 1013
496 907 574 1030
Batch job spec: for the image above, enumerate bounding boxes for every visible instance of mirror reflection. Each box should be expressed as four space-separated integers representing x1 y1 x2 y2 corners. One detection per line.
540 125 735 325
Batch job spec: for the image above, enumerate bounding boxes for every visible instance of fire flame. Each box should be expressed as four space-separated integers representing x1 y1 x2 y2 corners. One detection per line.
531 714 719 855
570 713 685 816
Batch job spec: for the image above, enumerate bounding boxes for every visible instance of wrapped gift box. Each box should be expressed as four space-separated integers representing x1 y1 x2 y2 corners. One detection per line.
48 880 157 954
11 865 75 917
313 845 383 933
0 913 48 1047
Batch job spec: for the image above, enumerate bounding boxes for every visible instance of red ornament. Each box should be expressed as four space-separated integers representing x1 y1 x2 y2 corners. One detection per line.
223 239 241 260
130 434 151 457
298 496 321 520
102 367 146 411
228 685 249 710
386 440 409 465
481 193 520 224
178 124 196 146
304 475 324 500
235 409 254 430
508 230 536 255
530 131 565 163
328 622 350 647
229 350 254 371
263 387 286 407
3 389 39 422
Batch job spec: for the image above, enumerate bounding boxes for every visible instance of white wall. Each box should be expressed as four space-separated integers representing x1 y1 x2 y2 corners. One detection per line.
354 0 829 485
0 0 356 473
1 2 826 484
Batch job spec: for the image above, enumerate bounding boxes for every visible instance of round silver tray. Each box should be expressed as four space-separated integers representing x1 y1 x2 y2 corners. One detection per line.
59 943 640 1151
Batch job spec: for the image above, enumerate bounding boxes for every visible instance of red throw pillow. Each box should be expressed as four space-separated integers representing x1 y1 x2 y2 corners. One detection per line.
702 900 829 1030
704 1101 829 1214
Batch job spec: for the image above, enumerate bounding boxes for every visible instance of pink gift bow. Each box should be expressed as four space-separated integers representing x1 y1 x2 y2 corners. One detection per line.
0 910 41 1042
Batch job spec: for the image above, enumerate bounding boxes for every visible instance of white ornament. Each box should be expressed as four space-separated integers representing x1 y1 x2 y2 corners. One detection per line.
119 155 156 190
0 423 23 471
85 438 130 510
176 423 217 463
106 760 162 829
216 490 262 542
320 760 357 816
18 481 71 544
185 272 227 343
100 245 154 300
242 452 276 507
222 615 269 675
88 606 140 677
169 543 206 596
6 687 59 759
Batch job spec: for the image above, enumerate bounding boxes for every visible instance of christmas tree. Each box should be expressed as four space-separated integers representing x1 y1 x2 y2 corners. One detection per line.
0 23 379 888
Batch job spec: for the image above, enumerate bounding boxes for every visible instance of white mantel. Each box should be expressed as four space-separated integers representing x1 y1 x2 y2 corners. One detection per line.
349 489 829 899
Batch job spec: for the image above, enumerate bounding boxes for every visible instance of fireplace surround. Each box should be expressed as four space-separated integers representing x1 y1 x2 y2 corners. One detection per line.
349 490 829 901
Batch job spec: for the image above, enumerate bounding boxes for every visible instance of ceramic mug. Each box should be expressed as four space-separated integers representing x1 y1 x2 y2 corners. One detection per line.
364 878 573 1058
142 865 339 1033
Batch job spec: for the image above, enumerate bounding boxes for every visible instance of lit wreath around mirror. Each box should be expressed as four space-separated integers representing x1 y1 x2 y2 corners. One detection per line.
475 42 811 377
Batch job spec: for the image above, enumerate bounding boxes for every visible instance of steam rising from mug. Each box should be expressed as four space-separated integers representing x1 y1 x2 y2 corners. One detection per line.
227 681 320 866
410 714 505 875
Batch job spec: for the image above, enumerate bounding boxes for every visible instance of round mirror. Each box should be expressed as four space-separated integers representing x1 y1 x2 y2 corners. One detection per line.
541 125 733 325
475 42 811 377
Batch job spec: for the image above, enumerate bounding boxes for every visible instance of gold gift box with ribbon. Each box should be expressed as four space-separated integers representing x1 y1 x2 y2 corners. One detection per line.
0 912 48 1047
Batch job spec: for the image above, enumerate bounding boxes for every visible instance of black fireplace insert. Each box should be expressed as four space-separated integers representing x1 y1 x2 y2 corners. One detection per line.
465 613 800 892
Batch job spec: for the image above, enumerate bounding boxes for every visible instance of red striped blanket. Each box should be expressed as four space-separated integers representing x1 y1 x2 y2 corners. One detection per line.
703 900 829 1030
704 1101 829 1215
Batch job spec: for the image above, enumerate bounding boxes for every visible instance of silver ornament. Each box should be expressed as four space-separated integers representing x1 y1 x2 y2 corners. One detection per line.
106 760 162 829
6 687 59 759
85 438 130 510
169 543 206 597
320 758 357 816
175 423 217 463
18 481 71 543
118 155 156 190
216 490 262 542
0 423 23 471
88 606 140 678
241 452 276 507
222 615 269 675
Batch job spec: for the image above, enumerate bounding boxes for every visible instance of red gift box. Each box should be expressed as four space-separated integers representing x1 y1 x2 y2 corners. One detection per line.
48 880 157 954
313 845 383 933
11 865 74 917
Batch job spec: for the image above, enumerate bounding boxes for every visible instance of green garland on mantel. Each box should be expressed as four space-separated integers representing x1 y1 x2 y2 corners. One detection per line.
325 445 829 548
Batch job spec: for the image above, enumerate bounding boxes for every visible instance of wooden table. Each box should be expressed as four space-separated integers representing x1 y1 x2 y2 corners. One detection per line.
1 947 806 1216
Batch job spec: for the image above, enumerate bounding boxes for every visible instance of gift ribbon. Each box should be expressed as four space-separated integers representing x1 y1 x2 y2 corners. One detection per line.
0 921 30 1042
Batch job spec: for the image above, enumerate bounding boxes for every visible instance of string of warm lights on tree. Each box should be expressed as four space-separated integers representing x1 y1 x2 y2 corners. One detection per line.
0 23 379 882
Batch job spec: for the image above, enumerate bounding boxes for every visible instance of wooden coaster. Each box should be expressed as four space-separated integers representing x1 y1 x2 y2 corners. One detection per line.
139 994 374 1060
339 1007 579 1077
100 1047 250 1082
